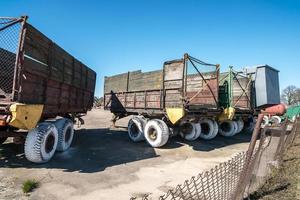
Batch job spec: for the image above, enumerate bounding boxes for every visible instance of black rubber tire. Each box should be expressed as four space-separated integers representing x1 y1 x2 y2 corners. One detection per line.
179 121 201 141
261 116 269 128
270 116 281 125
128 116 146 142
236 120 244 134
54 118 74 152
244 116 256 134
219 120 235 137
232 121 239 136
212 120 219 138
0 137 7 145
24 123 58 163
144 119 169 147
199 119 217 140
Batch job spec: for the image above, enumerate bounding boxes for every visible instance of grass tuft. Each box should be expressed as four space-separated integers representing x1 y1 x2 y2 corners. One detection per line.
22 179 39 193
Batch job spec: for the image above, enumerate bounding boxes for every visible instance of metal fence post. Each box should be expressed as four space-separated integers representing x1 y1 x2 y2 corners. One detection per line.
232 114 264 200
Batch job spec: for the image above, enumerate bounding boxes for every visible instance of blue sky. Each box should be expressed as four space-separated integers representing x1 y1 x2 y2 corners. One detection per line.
1 0 299 96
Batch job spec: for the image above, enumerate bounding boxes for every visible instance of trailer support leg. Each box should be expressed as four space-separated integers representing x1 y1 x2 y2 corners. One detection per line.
111 114 119 128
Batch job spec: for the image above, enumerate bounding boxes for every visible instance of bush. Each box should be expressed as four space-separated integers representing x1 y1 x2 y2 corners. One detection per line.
22 179 39 193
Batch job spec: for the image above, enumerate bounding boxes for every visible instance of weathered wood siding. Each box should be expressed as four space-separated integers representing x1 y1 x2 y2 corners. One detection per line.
104 69 163 112
104 59 220 113
19 23 96 117
104 70 163 93
105 90 162 111
232 75 251 109
164 60 184 108
219 72 252 109
129 70 162 91
186 72 218 107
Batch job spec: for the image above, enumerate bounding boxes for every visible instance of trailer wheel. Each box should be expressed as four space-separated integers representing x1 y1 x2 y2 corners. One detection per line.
232 121 239 136
212 120 219 138
54 118 74 151
219 120 235 137
236 120 244 134
261 116 269 128
24 123 58 163
270 116 281 125
179 121 201 141
244 116 256 134
291 115 296 123
128 116 146 142
0 137 7 145
199 119 217 140
144 119 169 147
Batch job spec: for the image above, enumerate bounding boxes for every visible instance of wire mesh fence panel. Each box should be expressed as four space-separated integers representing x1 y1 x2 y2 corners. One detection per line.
131 118 299 200
131 152 247 200
242 119 300 198
0 17 23 100
283 119 299 151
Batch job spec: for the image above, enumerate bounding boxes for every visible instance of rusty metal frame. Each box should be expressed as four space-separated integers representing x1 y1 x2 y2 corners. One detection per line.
219 67 253 110
232 113 264 200
185 54 219 106
0 18 23 32
0 16 28 102
12 16 28 101
232 70 252 107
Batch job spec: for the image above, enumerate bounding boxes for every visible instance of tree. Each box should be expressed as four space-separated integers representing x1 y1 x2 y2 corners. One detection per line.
281 85 300 106
295 88 300 104
94 96 104 108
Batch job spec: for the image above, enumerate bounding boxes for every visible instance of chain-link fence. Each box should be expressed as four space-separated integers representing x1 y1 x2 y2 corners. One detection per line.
241 118 299 198
0 17 25 101
131 115 299 200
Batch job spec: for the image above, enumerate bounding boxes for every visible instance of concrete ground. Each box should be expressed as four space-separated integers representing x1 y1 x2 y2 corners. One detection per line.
0 109 252 200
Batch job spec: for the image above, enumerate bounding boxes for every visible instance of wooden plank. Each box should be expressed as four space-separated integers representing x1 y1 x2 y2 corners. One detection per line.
128 70 163 91
24 24 50 64
104 72 128 93
23 23 97 90
2 21 96 116
164 61 184 81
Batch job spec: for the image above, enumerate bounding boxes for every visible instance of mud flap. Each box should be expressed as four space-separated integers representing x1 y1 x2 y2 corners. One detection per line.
9 103 44 130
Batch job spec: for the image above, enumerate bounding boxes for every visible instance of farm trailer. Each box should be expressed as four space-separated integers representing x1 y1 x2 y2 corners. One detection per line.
0 16 96 163
104 54 248 147
218 65 283 132
104 55 283 147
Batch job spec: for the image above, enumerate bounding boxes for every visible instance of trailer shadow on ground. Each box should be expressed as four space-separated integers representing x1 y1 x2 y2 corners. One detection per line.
0 128 252 173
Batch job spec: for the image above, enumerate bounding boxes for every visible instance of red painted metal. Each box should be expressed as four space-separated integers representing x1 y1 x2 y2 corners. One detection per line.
263 103 286 116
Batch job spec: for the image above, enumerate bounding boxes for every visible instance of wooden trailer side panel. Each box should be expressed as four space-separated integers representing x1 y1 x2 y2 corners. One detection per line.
104 70 163 94
185 73 218 108
232 76 252 109
129 70 163 91
20 24 96 117
104 90 162 112
163 60 184 108
219 72 252 110
104 58 220 114
104 69 163 113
